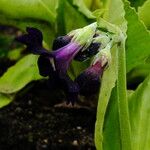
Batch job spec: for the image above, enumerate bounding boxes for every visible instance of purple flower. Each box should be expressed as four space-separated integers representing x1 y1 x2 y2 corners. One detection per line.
52 42 81 75
52 36 71 50
74 42 100 61
16 27 82 104
16 23 99 104
75 60 105 96
16 27 49 56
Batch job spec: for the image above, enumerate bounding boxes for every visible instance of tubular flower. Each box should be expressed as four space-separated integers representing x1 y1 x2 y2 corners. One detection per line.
75 39 112 96
75 60 105 96
16 19 124 105
52 36 71 50
16 23 97 104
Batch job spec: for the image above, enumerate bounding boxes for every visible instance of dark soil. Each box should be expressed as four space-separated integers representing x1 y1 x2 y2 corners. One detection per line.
0 80 96 150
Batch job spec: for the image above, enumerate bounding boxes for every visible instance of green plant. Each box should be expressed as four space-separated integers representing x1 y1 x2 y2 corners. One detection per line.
0 0 150 149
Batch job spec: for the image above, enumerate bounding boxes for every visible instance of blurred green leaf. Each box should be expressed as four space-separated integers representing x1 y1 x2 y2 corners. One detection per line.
0 0 58 46
0 54 42 94
73 0 95 18
83 0 92 9
0 93 13 108
128 0 146 9
56 0 89 35
0 34 14 57
138 0 150 29
127 64 150 89
124 1 150 73
0 0 58 23
0 14 56 47
129 74 150 150
64 1 89 33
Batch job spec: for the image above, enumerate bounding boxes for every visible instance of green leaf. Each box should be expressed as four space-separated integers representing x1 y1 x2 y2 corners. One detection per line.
129 74 150 150
127 64 150 88
128 0 146 9
0 93 13 108
103 86 121 150
56 0 88 35
116 41 132 150
64 1 88 33
95 0 131 149
0 0 58 23
124 1 150 72
69 59 91 79
0 14 56 46
56 0 66 35
138 0 150 29
95 45 118 150
0 54 42 94
0 33 14 57
73 0 95 18
102 0 127 33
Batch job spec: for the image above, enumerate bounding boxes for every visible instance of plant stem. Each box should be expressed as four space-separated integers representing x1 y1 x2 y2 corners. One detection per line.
117 40 132 150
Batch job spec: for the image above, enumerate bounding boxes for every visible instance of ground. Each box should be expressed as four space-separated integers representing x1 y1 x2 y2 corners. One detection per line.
0 80 96 150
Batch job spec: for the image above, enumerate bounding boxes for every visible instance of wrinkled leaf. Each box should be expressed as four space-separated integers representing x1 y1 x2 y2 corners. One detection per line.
0 54 42 94
124 1 150 72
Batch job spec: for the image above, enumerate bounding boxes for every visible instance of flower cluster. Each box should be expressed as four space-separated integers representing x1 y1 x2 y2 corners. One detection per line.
16 22 113 105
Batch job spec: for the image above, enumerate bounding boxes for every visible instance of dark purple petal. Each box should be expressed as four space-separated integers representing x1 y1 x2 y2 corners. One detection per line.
16 27 50 55
52 36 71 50
37 56 54 77
74 42 100 61
86 42 100 56
75 61 104 96
26 27 43 44
52 42 81 74
59 74 79 105
74 50 88 61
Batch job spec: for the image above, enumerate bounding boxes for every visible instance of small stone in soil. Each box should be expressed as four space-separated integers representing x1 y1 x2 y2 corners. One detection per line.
72 140 79 146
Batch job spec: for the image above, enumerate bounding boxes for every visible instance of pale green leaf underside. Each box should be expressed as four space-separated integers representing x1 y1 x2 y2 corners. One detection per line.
129 74 150 150
0 55 42 94
102 0 127 33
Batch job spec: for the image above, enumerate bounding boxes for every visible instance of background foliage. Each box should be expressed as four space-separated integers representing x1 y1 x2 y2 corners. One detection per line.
0 0 150 149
